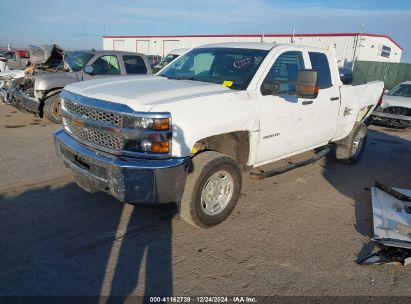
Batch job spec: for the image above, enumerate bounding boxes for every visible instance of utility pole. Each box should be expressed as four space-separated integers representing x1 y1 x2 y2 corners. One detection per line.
352 23 365 70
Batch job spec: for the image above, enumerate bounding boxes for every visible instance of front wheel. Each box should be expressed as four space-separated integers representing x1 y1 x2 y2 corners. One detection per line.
43 93 62 124
180 151 242 228
335 122 367 164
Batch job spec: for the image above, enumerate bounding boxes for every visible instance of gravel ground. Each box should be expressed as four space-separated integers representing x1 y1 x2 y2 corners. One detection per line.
1 104 411 298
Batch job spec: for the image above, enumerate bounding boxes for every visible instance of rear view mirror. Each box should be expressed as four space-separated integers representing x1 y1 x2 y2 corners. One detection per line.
84 65 94 75
296 70 319 99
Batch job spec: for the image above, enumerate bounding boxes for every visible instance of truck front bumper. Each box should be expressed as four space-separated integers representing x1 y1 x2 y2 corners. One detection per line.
54 129 190 204
12 92 41 113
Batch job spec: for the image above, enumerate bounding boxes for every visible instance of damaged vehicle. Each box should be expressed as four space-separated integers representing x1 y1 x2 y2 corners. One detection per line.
0 49 30 70
5 47 152 123
1 44 64 111
54 42 384 228
370 81 411 128
0 69 26 103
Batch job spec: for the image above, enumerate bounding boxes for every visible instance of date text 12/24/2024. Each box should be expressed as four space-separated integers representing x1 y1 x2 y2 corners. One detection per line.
149 296 257 303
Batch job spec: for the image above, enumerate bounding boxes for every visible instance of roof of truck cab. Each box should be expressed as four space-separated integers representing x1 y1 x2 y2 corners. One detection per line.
68 50 146 56
196 42 326 51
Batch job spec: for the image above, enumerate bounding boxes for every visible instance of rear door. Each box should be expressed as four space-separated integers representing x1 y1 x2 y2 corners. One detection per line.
122 55 149 75
301 51 340 145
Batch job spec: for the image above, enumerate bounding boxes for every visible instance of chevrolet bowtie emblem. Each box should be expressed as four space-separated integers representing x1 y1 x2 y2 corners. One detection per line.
72 118 85 127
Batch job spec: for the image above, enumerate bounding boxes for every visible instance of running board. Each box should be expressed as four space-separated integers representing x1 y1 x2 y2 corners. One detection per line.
249 146 330 179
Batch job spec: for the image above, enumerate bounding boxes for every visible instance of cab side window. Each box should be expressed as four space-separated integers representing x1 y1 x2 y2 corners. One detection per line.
308 52 332 89
261 51 304 95
4 52 16 60
92 55 121 75
123 55 147 74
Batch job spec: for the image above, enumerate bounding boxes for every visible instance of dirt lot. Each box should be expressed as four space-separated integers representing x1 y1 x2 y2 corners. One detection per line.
1 103 411 297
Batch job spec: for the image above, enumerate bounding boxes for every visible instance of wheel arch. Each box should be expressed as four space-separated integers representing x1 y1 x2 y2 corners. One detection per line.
192 131 250 169
39 88 63 116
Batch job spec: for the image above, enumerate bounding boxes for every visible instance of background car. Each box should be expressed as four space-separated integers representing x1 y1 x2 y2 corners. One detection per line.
152 48 189 73
8 50 152 123
339 67 353 84
371 81 411 128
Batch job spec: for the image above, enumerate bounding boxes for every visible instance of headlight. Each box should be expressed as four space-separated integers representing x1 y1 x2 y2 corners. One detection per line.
122 114 172 155
34 90 45 99
123 116 170 131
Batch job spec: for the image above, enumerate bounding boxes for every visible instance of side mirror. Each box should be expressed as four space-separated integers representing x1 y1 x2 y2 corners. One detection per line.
261 82 280 96
84 65 94 75
296 69 319 99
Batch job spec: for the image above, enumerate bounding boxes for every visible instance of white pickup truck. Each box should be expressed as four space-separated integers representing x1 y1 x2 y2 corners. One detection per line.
54 42 383 227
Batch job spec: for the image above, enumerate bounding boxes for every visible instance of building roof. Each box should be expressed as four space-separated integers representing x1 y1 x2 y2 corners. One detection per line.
197 42 278 50
103 32 402 50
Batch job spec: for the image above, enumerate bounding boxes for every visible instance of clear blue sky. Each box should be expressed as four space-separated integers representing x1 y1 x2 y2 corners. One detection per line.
1 0 410 62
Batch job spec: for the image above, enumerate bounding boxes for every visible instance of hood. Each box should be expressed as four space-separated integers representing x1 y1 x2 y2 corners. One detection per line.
33 71 79 91
383 95 411 109
65 76 232 112
0 69 25 79
29 44 64 67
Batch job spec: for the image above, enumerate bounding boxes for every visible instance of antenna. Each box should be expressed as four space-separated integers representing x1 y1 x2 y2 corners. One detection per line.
292 27 296 43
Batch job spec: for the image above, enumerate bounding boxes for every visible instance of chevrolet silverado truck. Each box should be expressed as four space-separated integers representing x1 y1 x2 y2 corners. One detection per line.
54 42 384 228
8 50 152 124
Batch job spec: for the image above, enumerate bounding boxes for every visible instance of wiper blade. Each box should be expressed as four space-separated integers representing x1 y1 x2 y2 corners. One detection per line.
158 75 196 81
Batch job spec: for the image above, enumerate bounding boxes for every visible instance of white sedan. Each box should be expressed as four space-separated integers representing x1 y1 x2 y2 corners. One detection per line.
371 81 411 128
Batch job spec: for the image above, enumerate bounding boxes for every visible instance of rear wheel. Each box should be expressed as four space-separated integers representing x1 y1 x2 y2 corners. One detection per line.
43 94 62 124
335 122 367 164
180 151 242 228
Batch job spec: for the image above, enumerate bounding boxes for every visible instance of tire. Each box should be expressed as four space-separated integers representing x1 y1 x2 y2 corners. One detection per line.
43 93 62 124
335 122 368 164
180 151 242 228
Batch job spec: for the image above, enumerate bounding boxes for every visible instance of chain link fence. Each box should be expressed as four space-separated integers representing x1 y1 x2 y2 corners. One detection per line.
353 61 411 90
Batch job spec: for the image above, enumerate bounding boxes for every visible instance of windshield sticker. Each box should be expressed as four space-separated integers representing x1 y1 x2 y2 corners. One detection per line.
223 80 234 88
233 56 256 69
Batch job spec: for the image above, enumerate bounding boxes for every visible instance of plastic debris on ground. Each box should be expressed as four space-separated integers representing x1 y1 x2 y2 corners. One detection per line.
359 181 411 265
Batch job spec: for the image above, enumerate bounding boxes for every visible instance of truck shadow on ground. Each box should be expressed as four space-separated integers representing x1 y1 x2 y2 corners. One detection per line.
321 128 411 262
0 183 177 299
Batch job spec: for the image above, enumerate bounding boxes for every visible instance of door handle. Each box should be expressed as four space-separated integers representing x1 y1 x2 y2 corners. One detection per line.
302 100 313 105
330 97 340 101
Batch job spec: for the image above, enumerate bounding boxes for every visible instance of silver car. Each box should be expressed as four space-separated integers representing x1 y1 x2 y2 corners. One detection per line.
371 81 411 128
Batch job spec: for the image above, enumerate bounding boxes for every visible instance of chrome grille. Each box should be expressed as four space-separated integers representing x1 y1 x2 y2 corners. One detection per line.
63 98 122 127
64 118 124 152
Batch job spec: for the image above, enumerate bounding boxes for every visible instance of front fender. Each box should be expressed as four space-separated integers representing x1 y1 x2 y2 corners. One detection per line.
152 91 259 158
34 72 79 92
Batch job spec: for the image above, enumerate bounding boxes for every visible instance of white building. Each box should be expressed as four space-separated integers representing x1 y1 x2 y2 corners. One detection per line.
102 33 402 68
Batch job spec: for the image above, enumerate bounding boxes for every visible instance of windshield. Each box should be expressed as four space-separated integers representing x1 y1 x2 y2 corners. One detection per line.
387 84 411 98
64 51 94 72
158 47 269 90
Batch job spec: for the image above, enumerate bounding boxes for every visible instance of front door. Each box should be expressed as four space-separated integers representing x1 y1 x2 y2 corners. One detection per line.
255 50 309 164
81 55 122 80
